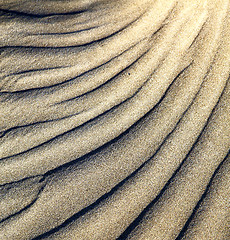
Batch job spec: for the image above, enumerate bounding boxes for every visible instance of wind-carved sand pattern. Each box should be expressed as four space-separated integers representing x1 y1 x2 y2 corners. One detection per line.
0 0 229 239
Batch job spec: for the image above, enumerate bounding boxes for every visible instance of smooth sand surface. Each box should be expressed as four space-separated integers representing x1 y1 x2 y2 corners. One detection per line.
0 0 229 239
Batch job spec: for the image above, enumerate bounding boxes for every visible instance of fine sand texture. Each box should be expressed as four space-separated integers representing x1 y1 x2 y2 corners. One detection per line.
0 0 230 239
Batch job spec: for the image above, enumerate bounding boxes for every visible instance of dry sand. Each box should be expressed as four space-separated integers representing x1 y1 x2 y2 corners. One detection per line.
0 0 229 239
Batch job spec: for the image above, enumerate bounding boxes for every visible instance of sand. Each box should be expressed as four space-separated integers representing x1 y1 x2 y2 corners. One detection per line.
0 0 229 239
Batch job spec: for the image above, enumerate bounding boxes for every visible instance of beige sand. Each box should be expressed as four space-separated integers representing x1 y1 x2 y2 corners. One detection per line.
0 0 229 239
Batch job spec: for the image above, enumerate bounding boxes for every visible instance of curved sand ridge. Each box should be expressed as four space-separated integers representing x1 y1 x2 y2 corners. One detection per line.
0 0 229 239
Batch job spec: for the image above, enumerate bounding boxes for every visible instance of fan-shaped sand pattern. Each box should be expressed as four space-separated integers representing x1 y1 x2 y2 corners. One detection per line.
0 0 229 239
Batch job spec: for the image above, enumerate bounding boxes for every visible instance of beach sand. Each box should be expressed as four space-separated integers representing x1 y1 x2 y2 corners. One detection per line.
0 0 229 239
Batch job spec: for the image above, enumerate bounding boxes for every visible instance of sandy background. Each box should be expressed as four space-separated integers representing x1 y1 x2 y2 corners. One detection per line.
0 0 229 239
